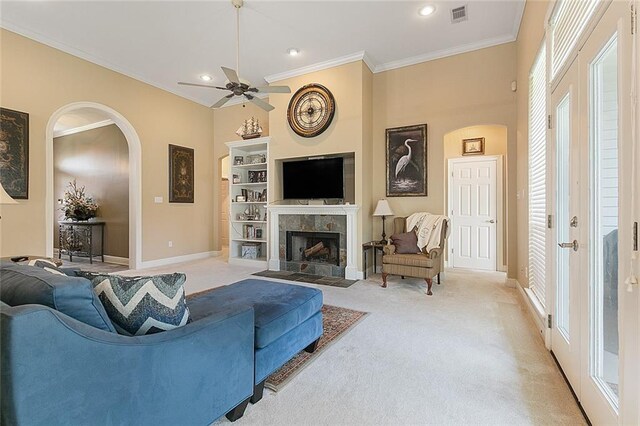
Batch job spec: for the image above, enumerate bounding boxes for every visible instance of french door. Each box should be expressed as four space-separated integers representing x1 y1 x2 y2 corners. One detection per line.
549 1 637 424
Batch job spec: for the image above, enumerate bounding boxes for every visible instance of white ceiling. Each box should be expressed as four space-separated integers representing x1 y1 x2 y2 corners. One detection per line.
0 1 525 107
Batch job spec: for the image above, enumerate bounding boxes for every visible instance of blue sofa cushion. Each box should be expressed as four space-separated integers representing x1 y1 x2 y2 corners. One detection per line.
77 272 190 336
0 263 116 332
188 279 323 348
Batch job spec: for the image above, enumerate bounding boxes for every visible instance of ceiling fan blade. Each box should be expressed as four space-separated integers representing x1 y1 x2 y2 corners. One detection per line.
211 94 235 109
221 67 240 84
252 85 291 94
245 94 274 112
178 82 227 90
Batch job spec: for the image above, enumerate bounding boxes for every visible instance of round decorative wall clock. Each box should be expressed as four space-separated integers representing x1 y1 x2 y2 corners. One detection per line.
287 83 336 138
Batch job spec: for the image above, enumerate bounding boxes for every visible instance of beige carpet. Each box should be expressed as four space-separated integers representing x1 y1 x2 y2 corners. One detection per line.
265 305 368 391
120 254 586 425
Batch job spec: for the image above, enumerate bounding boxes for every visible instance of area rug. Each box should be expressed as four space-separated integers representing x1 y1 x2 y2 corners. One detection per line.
265 304 368 391
253 270 358 288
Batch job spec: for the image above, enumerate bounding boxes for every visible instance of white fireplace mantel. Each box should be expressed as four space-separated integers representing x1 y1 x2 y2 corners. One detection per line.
268 204 360 279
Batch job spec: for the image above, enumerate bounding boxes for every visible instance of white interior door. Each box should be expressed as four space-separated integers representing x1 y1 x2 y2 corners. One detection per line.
450 157 497 271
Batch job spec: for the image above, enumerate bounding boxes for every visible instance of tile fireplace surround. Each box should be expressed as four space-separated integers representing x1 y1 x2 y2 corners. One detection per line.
268 205 359 279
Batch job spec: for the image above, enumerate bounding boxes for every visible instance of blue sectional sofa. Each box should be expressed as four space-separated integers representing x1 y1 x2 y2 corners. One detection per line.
0 263 323 425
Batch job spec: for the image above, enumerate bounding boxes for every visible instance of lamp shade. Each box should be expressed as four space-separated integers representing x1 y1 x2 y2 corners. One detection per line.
0 183 17 205
373 199 393 217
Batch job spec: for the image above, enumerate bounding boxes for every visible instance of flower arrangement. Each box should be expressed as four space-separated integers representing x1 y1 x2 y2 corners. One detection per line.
61 180 98 221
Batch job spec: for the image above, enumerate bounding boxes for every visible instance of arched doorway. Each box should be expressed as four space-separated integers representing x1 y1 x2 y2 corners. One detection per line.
45 102 142 269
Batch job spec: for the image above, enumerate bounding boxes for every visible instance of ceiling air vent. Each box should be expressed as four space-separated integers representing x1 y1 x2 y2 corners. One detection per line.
450 5 468 23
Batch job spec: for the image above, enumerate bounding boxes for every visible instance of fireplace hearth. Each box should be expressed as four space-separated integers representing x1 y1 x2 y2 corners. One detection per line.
286 231 340 266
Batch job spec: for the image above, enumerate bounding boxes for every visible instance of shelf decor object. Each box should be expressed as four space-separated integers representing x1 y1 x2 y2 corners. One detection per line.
225 136 270 268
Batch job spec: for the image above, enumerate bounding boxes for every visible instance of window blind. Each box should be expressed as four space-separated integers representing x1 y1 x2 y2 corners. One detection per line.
529 45 547 307
550 0 600 79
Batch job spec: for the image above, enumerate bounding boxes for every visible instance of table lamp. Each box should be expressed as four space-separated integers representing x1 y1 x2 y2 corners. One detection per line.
373 199 394 244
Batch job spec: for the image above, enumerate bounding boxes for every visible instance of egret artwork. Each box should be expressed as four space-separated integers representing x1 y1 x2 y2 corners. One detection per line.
385 124 427 197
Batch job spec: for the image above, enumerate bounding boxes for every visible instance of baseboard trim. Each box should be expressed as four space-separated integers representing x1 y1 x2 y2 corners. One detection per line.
515 280 550 347
53 249 130 266
103 255 129 266
139 251 221 270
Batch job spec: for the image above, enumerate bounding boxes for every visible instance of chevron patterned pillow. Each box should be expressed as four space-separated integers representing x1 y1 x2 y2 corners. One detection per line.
77 272 190 336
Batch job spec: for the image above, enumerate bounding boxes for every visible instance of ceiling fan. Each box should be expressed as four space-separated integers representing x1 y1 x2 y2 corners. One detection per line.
178 0 291 111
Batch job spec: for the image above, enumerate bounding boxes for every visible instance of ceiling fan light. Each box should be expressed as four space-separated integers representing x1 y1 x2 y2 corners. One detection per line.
287 48 300 56
199 74 213 82
418 5 436 16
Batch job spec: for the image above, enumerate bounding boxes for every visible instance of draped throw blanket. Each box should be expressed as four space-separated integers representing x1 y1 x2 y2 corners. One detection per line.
406 213 450 252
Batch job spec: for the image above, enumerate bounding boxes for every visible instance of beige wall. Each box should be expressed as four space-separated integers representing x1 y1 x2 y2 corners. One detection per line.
0 29 216 262
54 124 129 258
372 42 519 277
444 125 508 269
212 102 269 251
516 1 550 286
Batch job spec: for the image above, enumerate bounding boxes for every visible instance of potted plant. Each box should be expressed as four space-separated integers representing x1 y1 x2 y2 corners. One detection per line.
61 180 98 221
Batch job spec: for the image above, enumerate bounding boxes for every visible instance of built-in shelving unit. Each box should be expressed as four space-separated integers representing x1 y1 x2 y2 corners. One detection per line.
225 137 270 268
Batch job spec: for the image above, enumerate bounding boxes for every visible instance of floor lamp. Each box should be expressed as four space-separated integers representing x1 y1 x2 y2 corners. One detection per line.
373 199 394 244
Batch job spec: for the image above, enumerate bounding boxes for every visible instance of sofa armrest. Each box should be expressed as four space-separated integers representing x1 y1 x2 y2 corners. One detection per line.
383 244 396 255
426 248 442 259
1 302 255 425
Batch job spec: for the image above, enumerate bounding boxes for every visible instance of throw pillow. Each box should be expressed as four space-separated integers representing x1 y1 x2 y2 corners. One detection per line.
76 271 190 336
390 231 421 254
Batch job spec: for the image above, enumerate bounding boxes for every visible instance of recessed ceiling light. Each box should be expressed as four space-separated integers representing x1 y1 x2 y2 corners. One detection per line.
418 5 436 16
199 74 213 81
287 48 300 56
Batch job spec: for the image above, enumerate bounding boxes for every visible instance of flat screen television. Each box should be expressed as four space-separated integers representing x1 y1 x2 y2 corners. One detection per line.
282 157 344 200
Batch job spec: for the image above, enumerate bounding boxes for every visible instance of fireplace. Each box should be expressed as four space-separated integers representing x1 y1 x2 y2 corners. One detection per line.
286 231 340 266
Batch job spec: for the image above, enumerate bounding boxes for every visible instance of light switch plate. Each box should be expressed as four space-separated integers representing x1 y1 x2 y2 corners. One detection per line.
154 196 163 204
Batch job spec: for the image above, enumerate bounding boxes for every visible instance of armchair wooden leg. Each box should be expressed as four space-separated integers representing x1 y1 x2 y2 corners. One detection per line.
437 273 441 284
226 397 250 421
425 278 433 296
381 273 388 288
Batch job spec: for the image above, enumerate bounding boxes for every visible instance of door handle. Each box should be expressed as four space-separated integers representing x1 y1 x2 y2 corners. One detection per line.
558 240 579 252
486 219 495 223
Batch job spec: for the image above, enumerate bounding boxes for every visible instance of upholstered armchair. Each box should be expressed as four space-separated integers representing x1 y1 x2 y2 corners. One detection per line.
382 217 448 295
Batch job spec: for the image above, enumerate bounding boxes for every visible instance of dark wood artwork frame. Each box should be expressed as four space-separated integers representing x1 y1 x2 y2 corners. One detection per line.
462 137 485 156
168 144 194 203
385 124 427 197
0 108 29 199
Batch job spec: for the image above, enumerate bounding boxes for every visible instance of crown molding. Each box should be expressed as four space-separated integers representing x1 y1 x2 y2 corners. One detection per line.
53 119 114 138
264 51 373 83
372 33 517 73
0 20 211 108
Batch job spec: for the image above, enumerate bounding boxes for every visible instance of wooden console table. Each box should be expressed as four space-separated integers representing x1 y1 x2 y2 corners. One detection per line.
58 220 105 264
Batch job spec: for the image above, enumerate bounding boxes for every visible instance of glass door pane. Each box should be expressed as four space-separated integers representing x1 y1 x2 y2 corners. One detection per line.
556 94 571 340
590 35 619 402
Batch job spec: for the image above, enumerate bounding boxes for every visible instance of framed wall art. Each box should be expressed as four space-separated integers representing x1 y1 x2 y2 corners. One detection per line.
462 137 485 155
386 124 427 197
0 108 29 199
168 144 194 203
